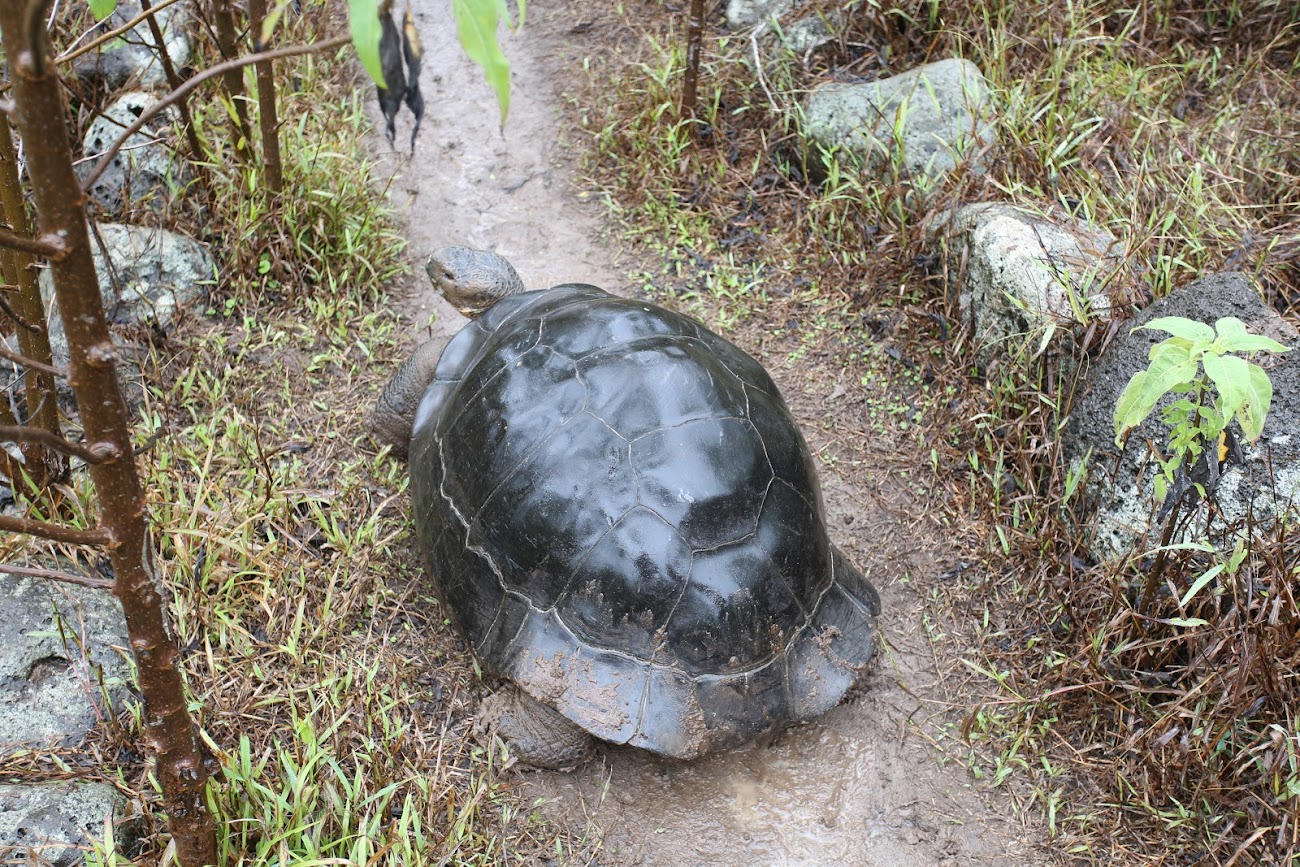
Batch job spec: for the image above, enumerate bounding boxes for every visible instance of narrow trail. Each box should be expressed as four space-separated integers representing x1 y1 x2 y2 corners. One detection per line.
370 3 1048 864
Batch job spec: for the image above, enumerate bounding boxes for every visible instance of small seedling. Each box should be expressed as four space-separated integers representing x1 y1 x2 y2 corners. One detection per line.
1113 315 1290 503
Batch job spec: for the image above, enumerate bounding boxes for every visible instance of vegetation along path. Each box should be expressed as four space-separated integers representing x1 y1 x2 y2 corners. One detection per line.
370 1 1046 864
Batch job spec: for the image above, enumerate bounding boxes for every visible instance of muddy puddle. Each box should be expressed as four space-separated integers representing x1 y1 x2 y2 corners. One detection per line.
370 2 1047 864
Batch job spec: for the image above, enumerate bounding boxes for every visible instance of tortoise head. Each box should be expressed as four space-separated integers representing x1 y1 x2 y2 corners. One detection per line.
426 246 526 317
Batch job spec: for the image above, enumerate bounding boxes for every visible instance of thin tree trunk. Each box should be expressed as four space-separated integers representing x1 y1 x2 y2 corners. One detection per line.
246 0 282 193
211 0 254 160
0 114 60 487
0 5 217 865
139 0 211 184
681 0 705 140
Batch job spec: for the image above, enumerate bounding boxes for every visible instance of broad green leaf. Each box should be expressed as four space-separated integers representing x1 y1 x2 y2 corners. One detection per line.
89 0 116 20
1213 316 1291 353
1217 333 1291 356
1140 316 1214 343
1215 317 1247 340
1113 344 1198 444
1179 563 1225 607
1113 369 1149 442
1239 362 1274 441
348 0 385 87
454 0 511 123
1147 336 1192 360
1202 352 1249 424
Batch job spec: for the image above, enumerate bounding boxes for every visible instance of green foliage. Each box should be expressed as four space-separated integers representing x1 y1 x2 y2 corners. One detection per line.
88 0 116 20
346 0 385 87
1113 315 1289 500
452 0 521 124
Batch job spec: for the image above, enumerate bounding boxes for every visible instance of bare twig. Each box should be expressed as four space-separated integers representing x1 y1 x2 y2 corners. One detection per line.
80 35 350 192
0 225 67 258
0 425 117 463
0 343 63 377
0 287 42 332
0 562 114 590
0 513 111 546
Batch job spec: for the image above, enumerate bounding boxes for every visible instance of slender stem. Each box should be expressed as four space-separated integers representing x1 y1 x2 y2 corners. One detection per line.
0 513 111 546
212 0 255 160
80 35 350 192
0 562 115 590
247 0 283 193
0 114 61 482
139 0 211 181
681 0 704 137
0 343 64 377
0 425 117 463
0 224 65 257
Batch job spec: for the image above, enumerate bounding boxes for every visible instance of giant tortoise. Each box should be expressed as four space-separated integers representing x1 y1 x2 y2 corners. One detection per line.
373 246 880 767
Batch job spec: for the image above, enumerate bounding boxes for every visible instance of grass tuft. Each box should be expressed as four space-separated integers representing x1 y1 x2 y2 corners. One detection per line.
563 0 1300 861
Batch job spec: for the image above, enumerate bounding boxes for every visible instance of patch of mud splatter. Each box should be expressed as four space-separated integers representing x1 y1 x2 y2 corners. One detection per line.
370 2 1047 864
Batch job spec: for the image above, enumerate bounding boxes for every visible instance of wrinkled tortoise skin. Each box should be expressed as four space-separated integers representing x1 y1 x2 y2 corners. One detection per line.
409 284 880 759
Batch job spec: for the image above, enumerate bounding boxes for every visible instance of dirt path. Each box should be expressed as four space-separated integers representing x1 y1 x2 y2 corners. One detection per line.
370 3 1048 864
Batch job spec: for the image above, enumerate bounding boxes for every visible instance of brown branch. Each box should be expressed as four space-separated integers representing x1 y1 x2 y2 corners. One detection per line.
0 282 42 331
0 513 111 546
139 0 211 180
212 0 255 161
0 562 115 590
2 6 217 862
248 0 284 193
0 425 117 463
0 343 64 377
56 0 187 66
0 225 66 258
681 0 704 135
0 106 61 481
81 35 351 192
22 0 57 78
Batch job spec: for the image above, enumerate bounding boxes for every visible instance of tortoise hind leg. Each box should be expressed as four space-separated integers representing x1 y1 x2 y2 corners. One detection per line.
478 687 594 770
370 337 449 459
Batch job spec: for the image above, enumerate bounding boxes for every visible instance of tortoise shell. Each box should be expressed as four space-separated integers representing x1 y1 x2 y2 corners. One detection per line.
408 285 880 759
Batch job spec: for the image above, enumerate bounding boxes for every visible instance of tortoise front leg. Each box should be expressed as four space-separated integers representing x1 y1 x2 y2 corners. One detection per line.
370 336 449 460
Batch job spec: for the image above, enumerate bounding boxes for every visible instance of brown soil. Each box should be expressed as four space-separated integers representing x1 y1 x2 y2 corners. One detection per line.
370 2 1049 864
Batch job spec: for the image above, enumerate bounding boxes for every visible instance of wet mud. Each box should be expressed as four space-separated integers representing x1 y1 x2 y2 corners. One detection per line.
370 2 1047 864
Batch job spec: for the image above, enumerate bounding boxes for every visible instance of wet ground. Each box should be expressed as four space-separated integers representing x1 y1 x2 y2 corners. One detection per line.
369 2 1048 864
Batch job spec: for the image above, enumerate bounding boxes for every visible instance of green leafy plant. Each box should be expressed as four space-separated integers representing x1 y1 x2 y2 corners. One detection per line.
1113 315 1290 502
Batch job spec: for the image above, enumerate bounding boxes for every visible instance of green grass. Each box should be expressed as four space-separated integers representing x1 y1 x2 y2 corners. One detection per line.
567 0 1300 862
7 9 585 865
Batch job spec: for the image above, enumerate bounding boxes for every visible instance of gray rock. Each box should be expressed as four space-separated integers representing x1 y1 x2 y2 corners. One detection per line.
0 781 127 867
0 570 132 750
39 223 214 368
75 91 194 216
805 59 996 191
931 203 1119 362
1061 273 1300 561
780 15 835 56
726 0 794 29
73 0 193 90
